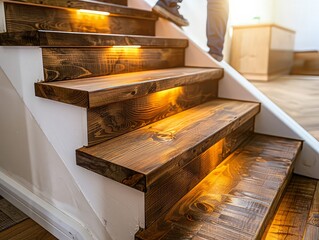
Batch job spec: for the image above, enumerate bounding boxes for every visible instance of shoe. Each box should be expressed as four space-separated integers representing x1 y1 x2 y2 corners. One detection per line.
152 0 189 27
210 53 223 62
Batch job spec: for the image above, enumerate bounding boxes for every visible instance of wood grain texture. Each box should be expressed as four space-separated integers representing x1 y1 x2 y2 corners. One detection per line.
230 24 294 81
42 47 185 81
0 219 57 240
251 75 319 141
93 0 127 5
8 0 154 19
263 175 317 240
77 99 260 191
12 0 127 6
4 2 156 35
145 118 255 227
35 67 222 108
0 30 188 47
308 180 319 227
136 134 302 240
87 80 219 146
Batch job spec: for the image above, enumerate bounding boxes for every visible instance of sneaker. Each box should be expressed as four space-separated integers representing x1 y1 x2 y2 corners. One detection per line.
152 0 189 27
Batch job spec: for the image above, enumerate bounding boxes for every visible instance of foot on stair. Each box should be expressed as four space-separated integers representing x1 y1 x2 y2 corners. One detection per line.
152 0 189 27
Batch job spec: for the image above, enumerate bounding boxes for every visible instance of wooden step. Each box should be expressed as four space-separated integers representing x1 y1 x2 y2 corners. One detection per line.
86 79 220 146
0 30 188 47
35 67 222 108
9 0 149 18
3 1 156 35
263 174 318 239
77 99 259 190
78 99 260 226
136 134 303 240
12 0 128 6
0 31 188 81
42 47 185 81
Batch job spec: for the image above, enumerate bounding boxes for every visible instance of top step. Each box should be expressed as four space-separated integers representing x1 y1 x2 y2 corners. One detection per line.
2 0 157 35
11 0 128 6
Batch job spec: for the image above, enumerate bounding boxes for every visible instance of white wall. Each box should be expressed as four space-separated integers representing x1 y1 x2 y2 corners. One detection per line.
146 0 319 55
0 66 110 240
0 46 145 240
273 0 319 50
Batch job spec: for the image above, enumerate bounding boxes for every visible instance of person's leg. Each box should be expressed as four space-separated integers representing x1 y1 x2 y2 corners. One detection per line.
207 0 229 61
152 0 189 27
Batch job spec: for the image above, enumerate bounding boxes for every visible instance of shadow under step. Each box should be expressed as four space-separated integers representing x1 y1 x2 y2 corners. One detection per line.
3 0 157 35
11 0 128 6
136 134 303 240
35 67 223 108
0 30 188 47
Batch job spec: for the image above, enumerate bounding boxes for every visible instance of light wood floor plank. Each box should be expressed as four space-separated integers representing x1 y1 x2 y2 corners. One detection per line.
251 75 319 141
0 219 56 240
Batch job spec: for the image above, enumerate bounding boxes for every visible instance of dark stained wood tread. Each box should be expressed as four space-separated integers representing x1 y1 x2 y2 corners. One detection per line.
35 67 223 108
5 0 156 20
0 30 188 47
12 0 128 6
76 99 260 192
3 1 156 36
136 134 303 240
263 174 318 240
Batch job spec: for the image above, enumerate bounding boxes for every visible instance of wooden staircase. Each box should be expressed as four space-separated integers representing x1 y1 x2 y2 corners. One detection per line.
0 0 306 239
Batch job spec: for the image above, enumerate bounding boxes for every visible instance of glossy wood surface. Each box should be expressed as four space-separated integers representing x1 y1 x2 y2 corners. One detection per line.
4 2 156 35
136 134 302 240
7 0 153 19
77 99 260 191
251 75 319 141
0 30 187 47
35 67 222 108
145 118 254 227
87 80 219 146
308 180 319 227
263 175 317 240
42 47 184 81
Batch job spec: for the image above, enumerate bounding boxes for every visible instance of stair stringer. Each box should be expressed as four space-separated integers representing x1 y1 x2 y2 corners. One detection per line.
0 46 145 240
129 0 319 180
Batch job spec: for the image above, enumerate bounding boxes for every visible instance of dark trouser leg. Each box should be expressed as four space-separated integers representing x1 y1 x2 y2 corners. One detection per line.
207 0 229 59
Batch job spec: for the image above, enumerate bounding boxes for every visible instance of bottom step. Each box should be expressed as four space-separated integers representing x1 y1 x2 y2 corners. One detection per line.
136 134 302 240
263 174 319 240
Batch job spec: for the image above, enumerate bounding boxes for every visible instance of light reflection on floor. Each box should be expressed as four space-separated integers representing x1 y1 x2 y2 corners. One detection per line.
251 75 319 142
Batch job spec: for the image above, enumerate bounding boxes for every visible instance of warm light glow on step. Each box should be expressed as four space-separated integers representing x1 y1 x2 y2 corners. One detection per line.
112 45 141 49
78 9 110 16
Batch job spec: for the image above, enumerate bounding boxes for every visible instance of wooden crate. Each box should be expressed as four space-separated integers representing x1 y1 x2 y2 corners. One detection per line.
230 24 295 81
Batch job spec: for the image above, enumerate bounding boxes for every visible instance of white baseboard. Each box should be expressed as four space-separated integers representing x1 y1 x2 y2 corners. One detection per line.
0 171 96 240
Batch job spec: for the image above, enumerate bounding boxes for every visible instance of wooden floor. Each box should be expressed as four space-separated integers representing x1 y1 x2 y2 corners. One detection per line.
0 196 56 240
263 174 319 240
0 219 56 240
251 75 319 141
